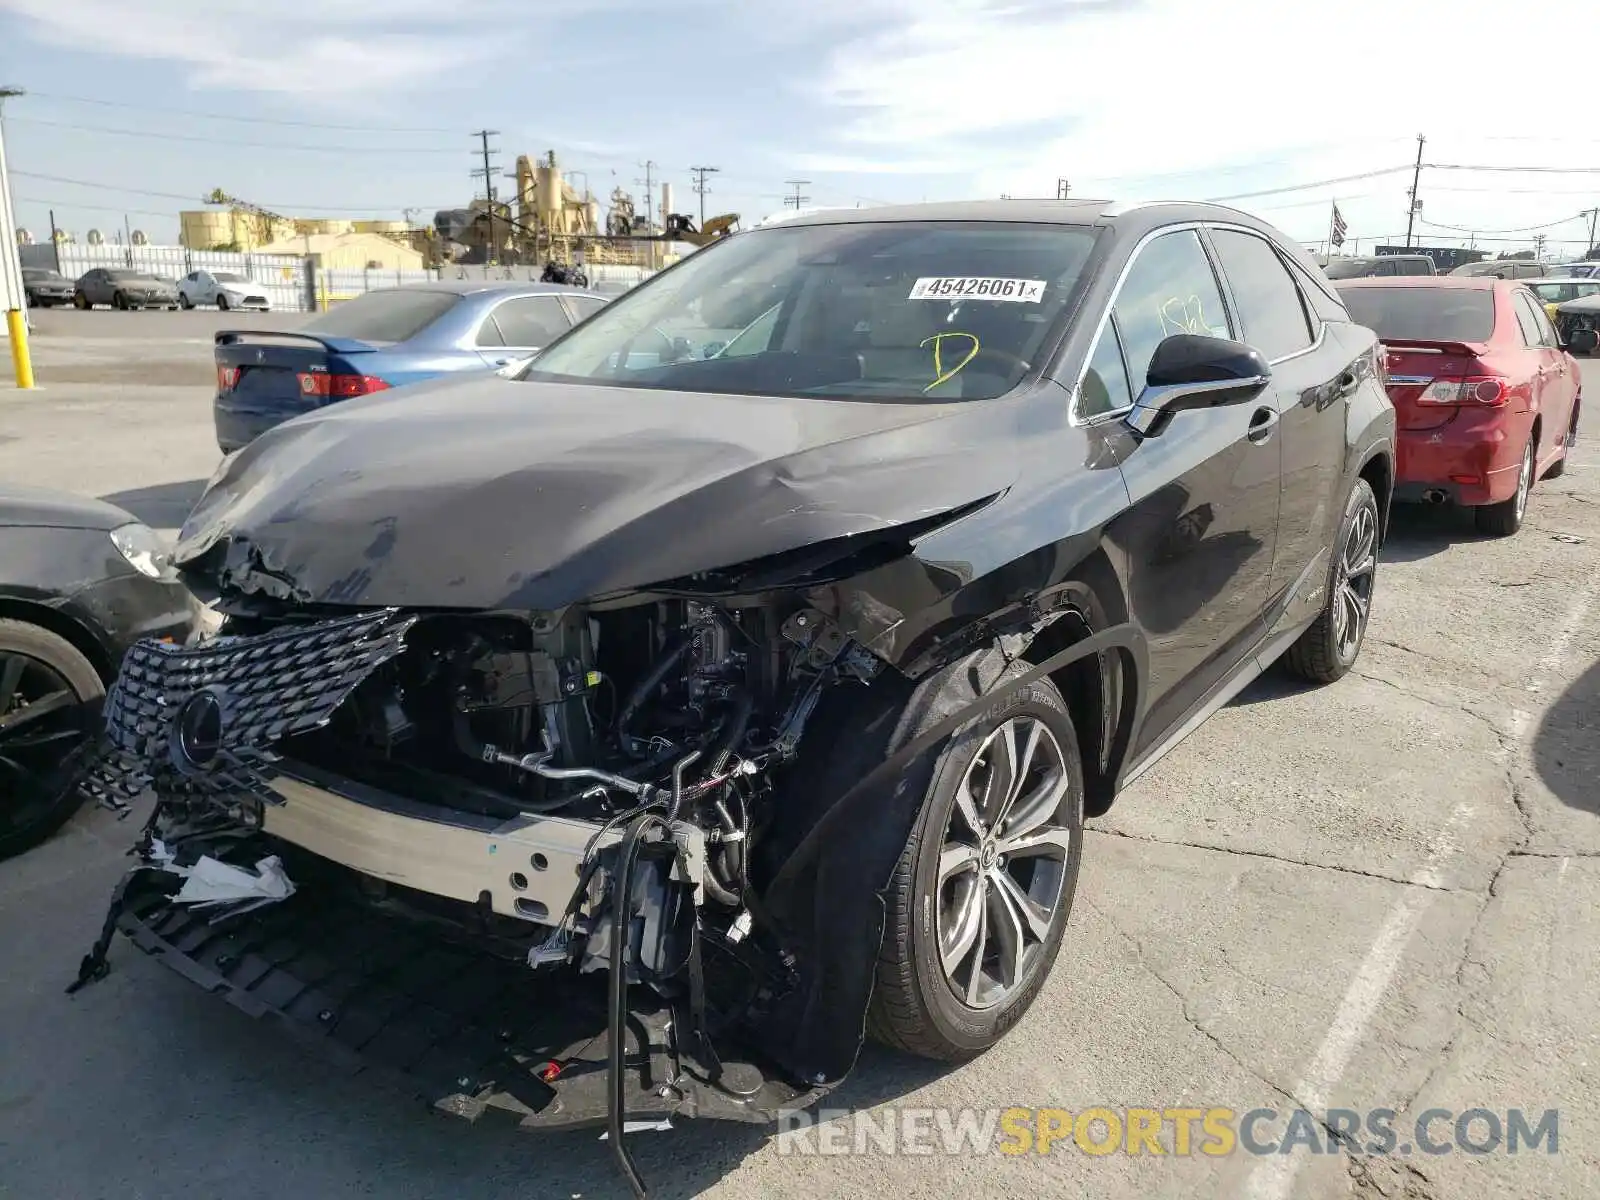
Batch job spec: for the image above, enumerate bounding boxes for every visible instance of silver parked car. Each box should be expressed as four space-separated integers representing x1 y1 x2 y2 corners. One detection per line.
72 268 180 311
177 270 271 311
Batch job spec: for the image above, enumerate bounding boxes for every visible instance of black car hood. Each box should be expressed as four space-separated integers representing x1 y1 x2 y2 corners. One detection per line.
0 483 136 532
174 375 1025 610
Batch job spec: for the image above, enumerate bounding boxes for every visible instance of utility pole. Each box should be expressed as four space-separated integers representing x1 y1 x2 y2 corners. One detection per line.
636 161 658 230
471 129 501 264
0 85 33 389
690 165 720 228
1056 178 1070 200
1404 132 1425 249
1584 207 1599 257
784 179 812 210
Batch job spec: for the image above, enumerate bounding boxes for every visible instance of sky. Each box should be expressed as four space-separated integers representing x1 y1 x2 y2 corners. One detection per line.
2 0 1598 257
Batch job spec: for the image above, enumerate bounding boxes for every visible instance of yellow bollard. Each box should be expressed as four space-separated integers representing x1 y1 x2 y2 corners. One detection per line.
5 308 34 389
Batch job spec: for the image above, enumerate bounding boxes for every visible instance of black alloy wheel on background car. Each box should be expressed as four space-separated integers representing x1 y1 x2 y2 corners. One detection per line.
0 619 103 860
72 291 89 310
112 291 128 311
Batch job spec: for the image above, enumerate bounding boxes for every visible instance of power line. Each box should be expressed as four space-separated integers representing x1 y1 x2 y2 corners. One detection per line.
784 179 812 210
17 89 462 133
689 165 719 228
1428 162 1600 175
9 115 464 154
1419 212 1588 235
9 170 446 213
1204 165 1413 203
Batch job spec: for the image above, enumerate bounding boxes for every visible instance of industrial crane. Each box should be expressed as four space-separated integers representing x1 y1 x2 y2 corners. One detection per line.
203 188 296 248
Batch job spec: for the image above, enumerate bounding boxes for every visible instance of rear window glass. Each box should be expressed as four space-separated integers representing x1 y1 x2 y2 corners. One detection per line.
302 289 460 343
1322 259 1374 280
1340 287 1495 342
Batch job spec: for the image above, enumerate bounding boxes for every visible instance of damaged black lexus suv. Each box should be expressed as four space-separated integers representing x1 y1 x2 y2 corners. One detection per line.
74 200 1394 1194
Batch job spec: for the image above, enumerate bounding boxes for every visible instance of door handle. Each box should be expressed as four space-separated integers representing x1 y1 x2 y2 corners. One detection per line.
1247 406 1279 444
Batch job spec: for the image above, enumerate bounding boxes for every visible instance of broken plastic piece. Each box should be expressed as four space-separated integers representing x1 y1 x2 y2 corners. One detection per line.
540 1061 563 1082
161 853 296 917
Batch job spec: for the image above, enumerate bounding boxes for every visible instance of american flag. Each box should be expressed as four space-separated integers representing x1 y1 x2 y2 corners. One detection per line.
1330 203 1348 248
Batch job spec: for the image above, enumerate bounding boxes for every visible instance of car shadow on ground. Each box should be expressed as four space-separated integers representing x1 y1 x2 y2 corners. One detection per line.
1534 655 1600 816
1377 502 1485 563
101 478 208 531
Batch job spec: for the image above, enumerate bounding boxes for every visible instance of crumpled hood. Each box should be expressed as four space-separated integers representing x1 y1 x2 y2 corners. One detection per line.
174 374 1024 610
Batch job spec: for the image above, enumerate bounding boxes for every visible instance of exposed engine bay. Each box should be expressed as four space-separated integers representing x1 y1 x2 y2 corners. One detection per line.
75 593 895 1195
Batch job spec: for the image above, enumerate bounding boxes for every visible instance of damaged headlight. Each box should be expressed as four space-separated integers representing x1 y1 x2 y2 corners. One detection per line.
110 522 177 581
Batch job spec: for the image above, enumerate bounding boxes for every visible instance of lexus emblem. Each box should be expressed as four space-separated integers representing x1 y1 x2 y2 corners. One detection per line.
171 689 225 772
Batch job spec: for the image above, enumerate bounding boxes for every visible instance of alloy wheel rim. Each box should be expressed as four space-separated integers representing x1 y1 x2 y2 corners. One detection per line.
1515 442 1533 523
936 715 1075 1011
1332 501 1377 662
0 651 92 834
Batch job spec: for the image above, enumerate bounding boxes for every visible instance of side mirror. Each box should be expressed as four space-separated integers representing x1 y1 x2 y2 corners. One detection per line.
1567 328 1598 355
1126 334 1272 437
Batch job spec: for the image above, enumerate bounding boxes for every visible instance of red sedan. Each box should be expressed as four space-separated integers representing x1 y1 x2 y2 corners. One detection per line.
1336 276 1584 536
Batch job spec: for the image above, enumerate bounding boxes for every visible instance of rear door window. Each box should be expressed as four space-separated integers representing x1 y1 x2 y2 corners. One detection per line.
1110 228 1232 390
564 295 607 323
1521 293 1561 347
1209 229 1315 360
490 296 571 348
302 289 460 344
1511 293 1543 346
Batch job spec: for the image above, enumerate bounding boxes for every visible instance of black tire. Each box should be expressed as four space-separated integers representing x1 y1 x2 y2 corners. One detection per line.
1283 477 1380 684
1475 436 1534 537
25 292 35 308
0 619 105 860
868 659 1085 1061
1545 403 1578 479
178 293 192 310
72 291 89 310
217 293 230 311
112 291 128 311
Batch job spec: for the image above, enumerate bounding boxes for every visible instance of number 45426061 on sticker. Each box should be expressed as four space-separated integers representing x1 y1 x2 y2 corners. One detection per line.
908 277 1047 302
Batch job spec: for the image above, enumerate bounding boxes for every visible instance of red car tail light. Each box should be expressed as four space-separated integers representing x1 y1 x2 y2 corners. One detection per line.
296 372 391 399
1415 376 1507 406
217 365 240 390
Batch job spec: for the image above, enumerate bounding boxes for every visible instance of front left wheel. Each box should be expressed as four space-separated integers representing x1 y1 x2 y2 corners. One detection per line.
0 619 104 860
869 666 1084 1061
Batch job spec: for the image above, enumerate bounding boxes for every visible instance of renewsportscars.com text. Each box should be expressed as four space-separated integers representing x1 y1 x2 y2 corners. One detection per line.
775 1106 1559 1158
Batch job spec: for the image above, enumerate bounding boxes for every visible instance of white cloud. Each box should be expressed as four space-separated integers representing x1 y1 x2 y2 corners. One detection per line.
0 0 541 95
809 0 1600 248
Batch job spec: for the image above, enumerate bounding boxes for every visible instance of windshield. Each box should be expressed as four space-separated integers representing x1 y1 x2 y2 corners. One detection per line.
107 270 158 282
1341 287 1496 342
214 272 247 283
522 221 1101 400
300 288 460 344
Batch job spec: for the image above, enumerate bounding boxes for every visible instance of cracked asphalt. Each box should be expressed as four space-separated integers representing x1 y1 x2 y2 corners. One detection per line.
2 316 1597 1200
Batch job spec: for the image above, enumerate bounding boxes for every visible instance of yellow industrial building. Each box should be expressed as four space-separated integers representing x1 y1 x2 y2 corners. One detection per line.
180 210 416 254
254 231 425 272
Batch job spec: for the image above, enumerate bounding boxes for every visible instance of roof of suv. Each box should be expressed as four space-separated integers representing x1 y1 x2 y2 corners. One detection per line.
768 198 1269 230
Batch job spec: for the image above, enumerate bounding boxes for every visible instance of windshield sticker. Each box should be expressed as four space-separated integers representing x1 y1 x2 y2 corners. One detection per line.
908 277 1046 303
920 331 981 393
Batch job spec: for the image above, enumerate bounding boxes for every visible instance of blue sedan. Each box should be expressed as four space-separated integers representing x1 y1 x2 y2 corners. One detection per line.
212 280 608 453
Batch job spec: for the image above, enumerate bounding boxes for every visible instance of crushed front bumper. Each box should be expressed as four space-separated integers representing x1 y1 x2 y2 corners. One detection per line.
112 863 822 1131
